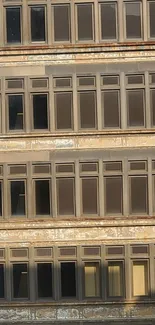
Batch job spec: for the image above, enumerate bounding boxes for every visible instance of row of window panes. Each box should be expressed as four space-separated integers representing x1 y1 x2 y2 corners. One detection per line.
2 2 155 45
2 73 155 132
0 159 155 217
0 244 153 301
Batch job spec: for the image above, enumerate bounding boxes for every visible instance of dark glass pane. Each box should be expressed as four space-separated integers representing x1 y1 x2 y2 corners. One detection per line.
100 3 117 39
57 178 75 215
149 2 155 38
31 7 45 42
11 181 25 216
0 265 4 298
13 264 28 298
33 94 48 129
54 5 70 41
79 92 96 129
105 177 123 214
35 180 50 215
127 75 143 84
37 263 52 298
102 91 120 128
55 92 72 129
82 178 98 214
127 90 144 126
61 262 76 297
8 95 23 130
0 183 2 216
130 176 148 214
125 3 141 39
6 7 21 43
77 4 93 40
150 89 155 126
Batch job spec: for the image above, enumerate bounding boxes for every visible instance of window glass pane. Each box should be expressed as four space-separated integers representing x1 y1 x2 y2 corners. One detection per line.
57 178 75 216
6 7 21 43
105 177 123 214
79 92 96 129
150 89 155 126
130 176 148 214
8 95 23 130
61 262 76 297
35 180 50 215
55 92 72 129
77 4 93 40
53 5 70 41
125 2 141 39
100 3 117 39
13 264 28 298
33 94 48 129
84 262 100 297
11 181 25 216
37 263 52 298
127 90 144 127
108 262 123 297
31 7 45 42
149 2 155 38
102 91 120 128
0 265 4 298
132 261 148 296
0 183 2 216
82 178 98 215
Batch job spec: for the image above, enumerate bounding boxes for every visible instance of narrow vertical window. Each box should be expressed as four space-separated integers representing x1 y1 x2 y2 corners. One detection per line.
30 7 45 42
79 91 96 129
102 90 120 128
6 7 21 43
37 263 52 298
127 90 144 127
13 264 28 298
53 5 70 42
55 92 73 129
32 94 48 129
100 3 117 40
8 95 24 130
10 181 26 216
132 261 148 296
129 176 148 214
0 182 2 216
105 177 123 214
125 2 142 39
107 261 124 297
0 265 4 298
149 2 155 38
57 178 75 216
77 4 93 41
35 180 50 215
150 89 155 126
60 262 76 297
82 178 98 215
84 262 100 297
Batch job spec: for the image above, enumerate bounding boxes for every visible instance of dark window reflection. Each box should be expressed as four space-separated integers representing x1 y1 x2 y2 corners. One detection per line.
100 3 117 39
149 2 155 38
79 92 96 129
8 95 23 130
13 264 28 298
31 7 45 42
0 265 4 298
55 92 72 129
33 94 48 129
130 176 148 214
11 181 25 216
35 180 50 215
102 91 120 128
61 262 76 297
54 5 70 41
125 3 142 39
37 263 53 298
127 90 144 127
6 7 21 43
77 4 93 40
0 183 2 216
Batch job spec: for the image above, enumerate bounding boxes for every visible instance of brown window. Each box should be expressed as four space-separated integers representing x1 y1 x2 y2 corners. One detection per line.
125 2 142 39
132 260 148 296
107 261 124 297
30 7 46 42
12 263 29 299
84 262 100 297
129 176 148 214
10 180 26 216
102 90 120 128
150 89 155 126
6 7 21 44
149 2 155 38
53 5 70 42
37 263 53 298
56 178 75 216
60 262 76 297
55 92 73 129
100 3 117 40
77 4 94 41
35 180 50 215
0 182 2 217
105 176 123 214
32 94 48 130
79 91 96 129
8 94 24 130
127 90 145 127
81 178 98 215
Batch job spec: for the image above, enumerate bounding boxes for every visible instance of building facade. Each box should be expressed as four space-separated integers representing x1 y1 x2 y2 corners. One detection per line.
0 1 155 324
